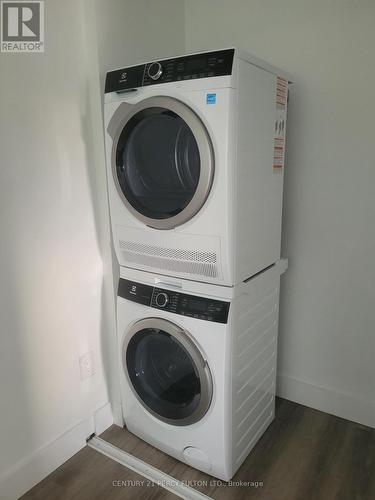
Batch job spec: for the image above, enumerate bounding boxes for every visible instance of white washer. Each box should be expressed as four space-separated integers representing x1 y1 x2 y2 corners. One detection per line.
116 261 287 481
104 48 290 286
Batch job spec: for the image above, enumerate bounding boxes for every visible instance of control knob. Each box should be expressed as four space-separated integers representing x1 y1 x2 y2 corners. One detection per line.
155 292 169 307
147 62 163 80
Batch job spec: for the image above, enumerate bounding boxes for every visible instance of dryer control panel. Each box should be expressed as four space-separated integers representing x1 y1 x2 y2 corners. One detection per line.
118 279 230 324
105 48 235 93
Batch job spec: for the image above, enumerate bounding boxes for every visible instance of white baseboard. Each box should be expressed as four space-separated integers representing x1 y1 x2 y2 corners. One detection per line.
93 402 114 435
111 400 124 428
277 374 375 429
0 420 88 500
0 403 114 500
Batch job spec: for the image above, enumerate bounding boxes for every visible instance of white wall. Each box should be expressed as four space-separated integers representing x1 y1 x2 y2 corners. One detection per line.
0 1 185 498
185 0 375 427
95 0 185 85
0 2 111 497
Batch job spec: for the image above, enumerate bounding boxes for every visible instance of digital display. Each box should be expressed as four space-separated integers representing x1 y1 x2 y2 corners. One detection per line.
185 58 206 72
185 299 207 313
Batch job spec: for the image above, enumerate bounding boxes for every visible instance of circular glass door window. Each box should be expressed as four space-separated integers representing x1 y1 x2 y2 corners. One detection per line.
116 107 200 220
125 322 212 425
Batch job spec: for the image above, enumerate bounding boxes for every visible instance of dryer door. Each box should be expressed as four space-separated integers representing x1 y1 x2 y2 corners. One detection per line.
123 317 213 425
107 96 214 229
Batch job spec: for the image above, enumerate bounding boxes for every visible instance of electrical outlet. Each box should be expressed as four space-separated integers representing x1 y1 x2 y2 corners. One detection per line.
79 351 95 380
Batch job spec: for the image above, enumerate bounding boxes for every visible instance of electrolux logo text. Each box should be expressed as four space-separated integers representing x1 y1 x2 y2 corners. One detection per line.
1 1 44 52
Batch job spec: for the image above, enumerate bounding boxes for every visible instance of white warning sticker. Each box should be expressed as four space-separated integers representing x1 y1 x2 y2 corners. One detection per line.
273 76 288 171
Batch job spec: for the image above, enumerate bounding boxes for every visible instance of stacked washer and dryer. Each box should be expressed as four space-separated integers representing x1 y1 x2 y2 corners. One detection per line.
104 48 290 481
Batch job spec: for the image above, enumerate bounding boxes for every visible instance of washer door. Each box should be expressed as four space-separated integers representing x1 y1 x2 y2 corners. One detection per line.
108 96 214 229
123 318 212 425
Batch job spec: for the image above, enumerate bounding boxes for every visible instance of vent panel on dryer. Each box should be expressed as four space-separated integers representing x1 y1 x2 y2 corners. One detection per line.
120 240 218 278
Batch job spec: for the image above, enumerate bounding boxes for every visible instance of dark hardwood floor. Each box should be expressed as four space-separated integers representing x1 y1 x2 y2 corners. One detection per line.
22 398 375 500
19 442 176 500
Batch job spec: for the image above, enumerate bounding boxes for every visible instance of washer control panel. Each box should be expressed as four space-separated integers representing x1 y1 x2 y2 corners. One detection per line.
105 48 235 93
118 279 230 324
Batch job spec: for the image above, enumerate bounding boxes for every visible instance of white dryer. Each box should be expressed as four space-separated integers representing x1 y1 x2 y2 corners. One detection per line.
104 49 290 286
116 261 287 481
